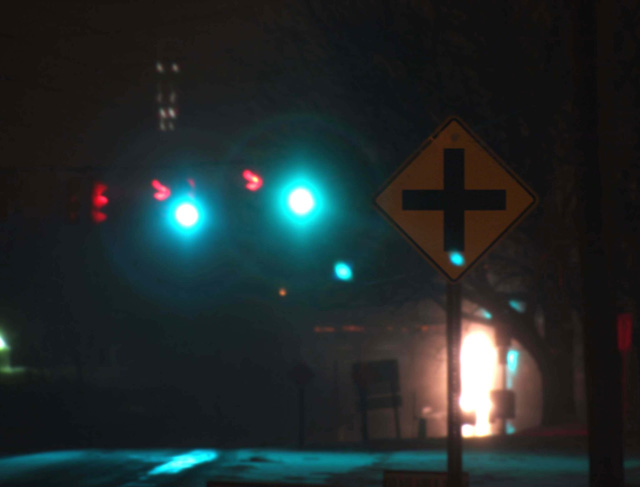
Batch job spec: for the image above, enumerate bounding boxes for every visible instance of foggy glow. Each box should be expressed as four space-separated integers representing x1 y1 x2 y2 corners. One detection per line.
175 203 199 227
288 188 315 215
148 450 218 475
460 330 497 437
0 336 7 350
279 287 287 297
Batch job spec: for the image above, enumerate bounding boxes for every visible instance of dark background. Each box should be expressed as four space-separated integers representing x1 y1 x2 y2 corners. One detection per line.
0 0 638 452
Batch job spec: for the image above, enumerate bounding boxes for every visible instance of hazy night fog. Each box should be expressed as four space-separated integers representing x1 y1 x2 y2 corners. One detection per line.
1 1 640 486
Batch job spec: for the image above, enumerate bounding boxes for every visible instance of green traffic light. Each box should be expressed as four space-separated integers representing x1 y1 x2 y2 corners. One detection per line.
287 187 315 215
175 202 199 227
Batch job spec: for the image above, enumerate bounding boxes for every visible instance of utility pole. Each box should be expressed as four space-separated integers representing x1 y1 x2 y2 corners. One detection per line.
570 1 624 485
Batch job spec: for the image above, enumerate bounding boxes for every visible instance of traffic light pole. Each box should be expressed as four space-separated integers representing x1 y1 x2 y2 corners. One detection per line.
447 282 462 487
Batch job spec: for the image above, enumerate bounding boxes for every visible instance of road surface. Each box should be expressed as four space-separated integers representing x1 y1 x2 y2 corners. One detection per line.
1 437 640 486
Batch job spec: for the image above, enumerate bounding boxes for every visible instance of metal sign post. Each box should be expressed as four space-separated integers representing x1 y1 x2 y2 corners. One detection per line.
446 282 462 487
373 117 538 487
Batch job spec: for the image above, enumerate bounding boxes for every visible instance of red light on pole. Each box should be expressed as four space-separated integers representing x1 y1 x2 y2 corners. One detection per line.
152 180 171 201
91 182 108 223
243 170 263 191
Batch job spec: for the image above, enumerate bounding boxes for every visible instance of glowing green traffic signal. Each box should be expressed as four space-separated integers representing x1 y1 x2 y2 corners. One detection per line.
287 187 315 216
175 202 199 228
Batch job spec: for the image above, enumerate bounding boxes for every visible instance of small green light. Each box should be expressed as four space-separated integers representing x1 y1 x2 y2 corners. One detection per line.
334 262 353 281
288 187 315 216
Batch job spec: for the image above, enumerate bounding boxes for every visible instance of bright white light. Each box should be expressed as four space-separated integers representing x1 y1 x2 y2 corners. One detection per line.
460 330 497 437
288 188 315 215
0 336 7 350
175 203 199 227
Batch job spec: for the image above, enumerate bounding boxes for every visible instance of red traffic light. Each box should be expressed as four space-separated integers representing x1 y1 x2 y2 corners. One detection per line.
243 170 263 191
152 179 171 201
91 182 108 223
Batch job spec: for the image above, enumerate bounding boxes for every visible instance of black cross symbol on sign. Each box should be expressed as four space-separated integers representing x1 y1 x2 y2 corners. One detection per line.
402 148 506 252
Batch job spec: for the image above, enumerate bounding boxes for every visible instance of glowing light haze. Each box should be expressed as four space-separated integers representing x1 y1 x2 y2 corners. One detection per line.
460 330 497 437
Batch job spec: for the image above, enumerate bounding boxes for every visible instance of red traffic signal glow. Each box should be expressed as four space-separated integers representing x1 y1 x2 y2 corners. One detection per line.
152 180 171 201
91 182 108 223
243 170 263 191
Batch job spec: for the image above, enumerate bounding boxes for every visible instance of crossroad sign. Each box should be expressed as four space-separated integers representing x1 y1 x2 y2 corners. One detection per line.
374 116 538 282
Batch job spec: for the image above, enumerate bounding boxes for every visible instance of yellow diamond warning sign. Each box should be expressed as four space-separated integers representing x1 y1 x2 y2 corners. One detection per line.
374 117 538 282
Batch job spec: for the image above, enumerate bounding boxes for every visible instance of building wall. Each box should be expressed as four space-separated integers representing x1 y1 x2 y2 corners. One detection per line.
301 320 542 442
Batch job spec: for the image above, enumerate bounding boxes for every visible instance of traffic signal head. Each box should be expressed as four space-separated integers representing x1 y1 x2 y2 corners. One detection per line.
288 187 315 215
168 195 204 235
91 182 108 223
175 202 199 228
243 170 263 191
152 180 171 201
449 251 465 266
